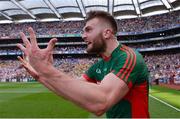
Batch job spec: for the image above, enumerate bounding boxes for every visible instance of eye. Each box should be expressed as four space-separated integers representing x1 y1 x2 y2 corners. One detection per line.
86 27 92 32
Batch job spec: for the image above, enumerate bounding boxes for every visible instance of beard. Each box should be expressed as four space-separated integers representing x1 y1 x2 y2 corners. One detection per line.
86 33 106 54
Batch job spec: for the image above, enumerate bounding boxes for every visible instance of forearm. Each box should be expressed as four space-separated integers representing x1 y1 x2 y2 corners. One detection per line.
36 65 107 114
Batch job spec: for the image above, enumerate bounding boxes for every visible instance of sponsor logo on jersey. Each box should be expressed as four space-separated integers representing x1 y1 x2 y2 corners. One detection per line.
103 68 107 72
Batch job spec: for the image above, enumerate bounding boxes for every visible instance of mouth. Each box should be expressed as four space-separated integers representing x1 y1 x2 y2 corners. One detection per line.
85 41 91 46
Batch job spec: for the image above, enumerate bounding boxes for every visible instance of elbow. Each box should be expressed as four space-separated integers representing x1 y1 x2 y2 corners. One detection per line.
86 100 108 117
94 107 106 116
83 89 111 116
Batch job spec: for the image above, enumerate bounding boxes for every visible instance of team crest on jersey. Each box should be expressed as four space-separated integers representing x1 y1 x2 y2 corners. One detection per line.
96 68 101 74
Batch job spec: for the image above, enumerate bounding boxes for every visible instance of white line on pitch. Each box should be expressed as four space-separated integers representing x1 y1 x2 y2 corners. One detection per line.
150 94 180 112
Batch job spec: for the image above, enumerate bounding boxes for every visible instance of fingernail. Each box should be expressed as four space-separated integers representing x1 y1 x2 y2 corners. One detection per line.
16 44 20 47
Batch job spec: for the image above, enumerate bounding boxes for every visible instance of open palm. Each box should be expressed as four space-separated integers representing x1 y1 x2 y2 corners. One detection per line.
17 27 57 78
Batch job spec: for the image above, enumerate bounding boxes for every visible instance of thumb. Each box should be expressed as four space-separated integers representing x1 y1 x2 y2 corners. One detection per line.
47 38 57 51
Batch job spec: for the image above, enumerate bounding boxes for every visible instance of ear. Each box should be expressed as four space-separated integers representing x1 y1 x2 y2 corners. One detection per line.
103 29 112 39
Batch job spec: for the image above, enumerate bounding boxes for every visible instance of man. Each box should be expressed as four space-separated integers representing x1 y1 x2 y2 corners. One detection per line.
17 10 149 118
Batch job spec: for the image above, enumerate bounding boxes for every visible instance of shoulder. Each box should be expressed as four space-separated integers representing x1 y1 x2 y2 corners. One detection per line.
119 45 145 64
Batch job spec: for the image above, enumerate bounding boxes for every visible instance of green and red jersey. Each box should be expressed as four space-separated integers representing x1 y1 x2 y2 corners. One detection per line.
83 44 149 118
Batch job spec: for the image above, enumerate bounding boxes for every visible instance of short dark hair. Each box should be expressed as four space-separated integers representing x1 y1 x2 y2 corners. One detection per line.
85 10 117 34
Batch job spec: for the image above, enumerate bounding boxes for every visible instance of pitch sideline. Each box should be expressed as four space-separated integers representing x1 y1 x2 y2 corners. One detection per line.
149 94 180 112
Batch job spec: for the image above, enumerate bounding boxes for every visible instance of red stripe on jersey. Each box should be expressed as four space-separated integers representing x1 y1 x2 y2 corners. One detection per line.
117 46 136 83
119 47 134 82
124 81 149 118
127 80 133 89
123 46 136 82
116 46 130 77
82 74 97 83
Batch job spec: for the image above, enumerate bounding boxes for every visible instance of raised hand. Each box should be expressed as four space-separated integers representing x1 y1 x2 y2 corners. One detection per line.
17 27 57 77
17 55 39 79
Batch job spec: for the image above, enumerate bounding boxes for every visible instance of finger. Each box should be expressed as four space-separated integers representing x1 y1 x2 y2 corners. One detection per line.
17 56 39 79
47 38 57 52
23 53 29 62
28 27 38 48
17 56 26 65
20 32 31 48
18 56 31 73
23 53 25 59
17 56 28 72
17 43 27 56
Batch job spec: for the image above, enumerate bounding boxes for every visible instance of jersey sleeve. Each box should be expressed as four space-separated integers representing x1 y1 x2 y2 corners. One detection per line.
111 50 137 88
82 64 97 83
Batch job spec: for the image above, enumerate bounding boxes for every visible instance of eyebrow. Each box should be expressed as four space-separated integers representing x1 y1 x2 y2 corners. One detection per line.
83 26 91 32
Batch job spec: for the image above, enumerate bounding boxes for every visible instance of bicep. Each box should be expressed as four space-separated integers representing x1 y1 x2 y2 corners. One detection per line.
80 74 97 83
100 73 129 108
79 75 88 82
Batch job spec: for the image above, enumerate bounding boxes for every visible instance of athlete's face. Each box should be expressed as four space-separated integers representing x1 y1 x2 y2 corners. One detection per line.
82 18 106 54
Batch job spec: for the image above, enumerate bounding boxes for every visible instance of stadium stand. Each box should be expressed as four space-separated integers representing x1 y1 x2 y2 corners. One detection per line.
0 11 179 39
0 11 179 85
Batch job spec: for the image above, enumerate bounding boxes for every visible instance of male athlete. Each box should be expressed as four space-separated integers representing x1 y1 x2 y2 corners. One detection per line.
17 10 149 118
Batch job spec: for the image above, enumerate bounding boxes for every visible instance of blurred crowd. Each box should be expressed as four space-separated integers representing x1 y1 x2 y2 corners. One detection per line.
0 60 31 82
0 11 179 39
0 58 97 82
1 38 179 55
0 47 87 56
0 10 179 85
144 53 180 85
0 53 179 84
117 11 180 34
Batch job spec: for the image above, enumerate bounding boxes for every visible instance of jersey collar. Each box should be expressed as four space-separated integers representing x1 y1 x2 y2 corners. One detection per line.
101 44 122 62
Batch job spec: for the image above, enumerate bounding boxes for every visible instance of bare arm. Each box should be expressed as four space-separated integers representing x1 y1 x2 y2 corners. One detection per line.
29 63 129 116
17 27 129 116
18 55 129 116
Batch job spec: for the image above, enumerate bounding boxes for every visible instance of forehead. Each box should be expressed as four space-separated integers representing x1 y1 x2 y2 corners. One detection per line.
83 18 100 29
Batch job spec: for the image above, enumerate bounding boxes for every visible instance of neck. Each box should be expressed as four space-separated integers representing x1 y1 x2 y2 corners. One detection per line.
102 38 119 57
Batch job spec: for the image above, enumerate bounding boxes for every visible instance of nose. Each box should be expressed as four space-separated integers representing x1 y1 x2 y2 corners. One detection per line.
82 32 87 41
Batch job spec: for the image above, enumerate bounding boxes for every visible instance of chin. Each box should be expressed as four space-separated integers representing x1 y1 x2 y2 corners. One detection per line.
86 48 94 54
86 46 92 53
86 49 91 53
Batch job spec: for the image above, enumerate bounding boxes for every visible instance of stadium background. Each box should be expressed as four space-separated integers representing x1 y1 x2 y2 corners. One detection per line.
0 0 179 118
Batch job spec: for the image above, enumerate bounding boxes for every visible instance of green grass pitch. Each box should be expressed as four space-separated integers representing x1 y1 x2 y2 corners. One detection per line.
0 82 179 118
149 85 180 118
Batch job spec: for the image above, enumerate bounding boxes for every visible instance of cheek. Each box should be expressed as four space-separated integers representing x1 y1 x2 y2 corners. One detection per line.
87 30 102 43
